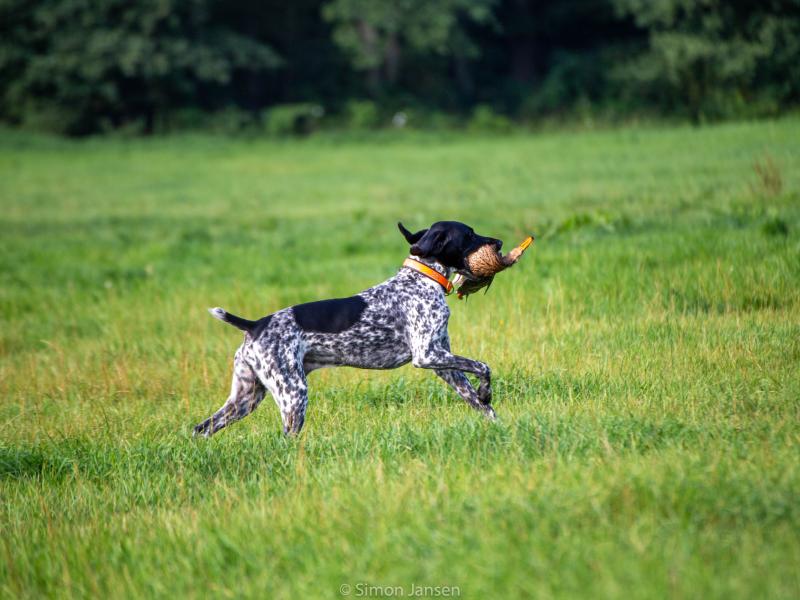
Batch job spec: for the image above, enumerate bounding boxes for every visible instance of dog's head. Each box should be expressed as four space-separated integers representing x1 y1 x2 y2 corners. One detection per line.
398 221 502 273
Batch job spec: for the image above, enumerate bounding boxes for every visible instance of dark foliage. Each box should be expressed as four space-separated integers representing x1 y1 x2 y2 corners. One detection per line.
0 0 797 134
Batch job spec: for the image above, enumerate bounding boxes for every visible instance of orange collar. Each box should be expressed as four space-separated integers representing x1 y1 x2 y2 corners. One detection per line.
403 258 453 294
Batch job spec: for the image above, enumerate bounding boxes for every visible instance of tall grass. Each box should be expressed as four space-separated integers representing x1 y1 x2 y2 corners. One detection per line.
1 120 799 598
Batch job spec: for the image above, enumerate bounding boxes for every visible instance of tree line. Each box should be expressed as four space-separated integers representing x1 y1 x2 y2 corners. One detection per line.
1 0 798 135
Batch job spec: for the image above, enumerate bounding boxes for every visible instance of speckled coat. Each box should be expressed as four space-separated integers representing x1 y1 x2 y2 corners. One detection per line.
195 255 496 437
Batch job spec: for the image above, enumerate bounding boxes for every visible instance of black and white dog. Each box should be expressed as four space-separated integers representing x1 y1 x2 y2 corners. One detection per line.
195 221 503 436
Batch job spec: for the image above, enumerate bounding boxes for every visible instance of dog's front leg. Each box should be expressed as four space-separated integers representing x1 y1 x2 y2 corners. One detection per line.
436 369 496 419
431 336 495 418
411 337 495 419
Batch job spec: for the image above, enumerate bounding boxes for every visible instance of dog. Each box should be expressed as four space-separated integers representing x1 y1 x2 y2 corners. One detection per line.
194 221 503 437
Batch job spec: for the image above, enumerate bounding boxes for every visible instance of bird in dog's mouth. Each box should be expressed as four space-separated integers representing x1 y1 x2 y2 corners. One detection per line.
453 235 534 299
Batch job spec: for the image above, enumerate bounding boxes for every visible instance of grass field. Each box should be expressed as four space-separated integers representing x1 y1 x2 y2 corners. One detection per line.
1 120 799 599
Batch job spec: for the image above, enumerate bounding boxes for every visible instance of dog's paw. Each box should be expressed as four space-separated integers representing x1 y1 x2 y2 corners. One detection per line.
193 420 211 437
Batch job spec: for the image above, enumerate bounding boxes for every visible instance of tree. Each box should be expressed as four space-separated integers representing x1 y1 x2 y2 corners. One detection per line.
322 0 495 96
613 0 800 120
0 0 280 134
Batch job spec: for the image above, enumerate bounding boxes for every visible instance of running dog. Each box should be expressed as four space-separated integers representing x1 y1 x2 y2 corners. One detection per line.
195 221 502 436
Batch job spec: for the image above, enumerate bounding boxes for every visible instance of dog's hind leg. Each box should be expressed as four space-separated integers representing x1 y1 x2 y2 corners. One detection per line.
267 364 309 436
251 344 309 436
194 348 266 437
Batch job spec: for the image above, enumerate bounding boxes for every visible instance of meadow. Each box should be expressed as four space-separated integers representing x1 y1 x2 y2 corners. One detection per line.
1 120 799 599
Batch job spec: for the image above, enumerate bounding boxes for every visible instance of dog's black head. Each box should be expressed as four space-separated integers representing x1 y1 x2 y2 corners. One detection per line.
398 221 502 272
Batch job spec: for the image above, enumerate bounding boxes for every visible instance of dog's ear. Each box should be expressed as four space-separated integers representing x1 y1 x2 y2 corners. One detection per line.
410 229 445 258
398 222 427 245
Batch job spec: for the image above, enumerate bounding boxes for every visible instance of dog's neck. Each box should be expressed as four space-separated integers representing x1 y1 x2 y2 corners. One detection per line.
406 255 452 278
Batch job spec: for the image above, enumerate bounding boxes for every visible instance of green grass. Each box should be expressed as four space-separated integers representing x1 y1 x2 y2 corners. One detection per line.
1 120 799 599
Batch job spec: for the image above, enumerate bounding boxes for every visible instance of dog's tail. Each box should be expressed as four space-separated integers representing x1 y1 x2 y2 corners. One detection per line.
208 307 257 332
